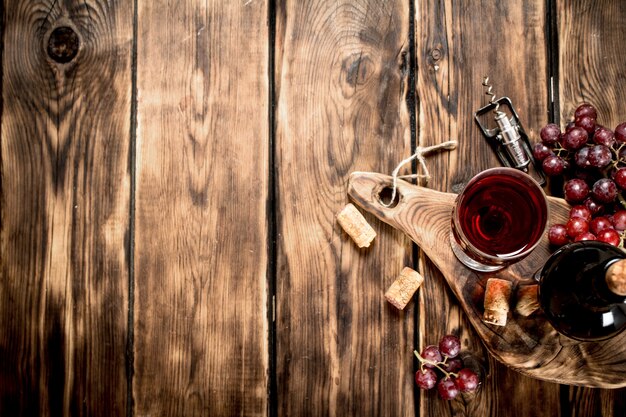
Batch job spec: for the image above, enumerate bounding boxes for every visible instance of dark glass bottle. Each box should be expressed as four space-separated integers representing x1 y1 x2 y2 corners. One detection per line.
538 241 626 341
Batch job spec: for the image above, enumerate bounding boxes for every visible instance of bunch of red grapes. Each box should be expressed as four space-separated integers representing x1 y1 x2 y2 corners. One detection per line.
414 335 480 400
533 103 626 247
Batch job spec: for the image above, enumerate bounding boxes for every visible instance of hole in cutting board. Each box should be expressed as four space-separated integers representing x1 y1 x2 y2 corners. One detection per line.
377 186 400 208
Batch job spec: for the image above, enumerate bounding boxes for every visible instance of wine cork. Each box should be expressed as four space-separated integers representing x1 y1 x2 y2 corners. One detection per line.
483 278 512 326
336 203 376 248
515 284 539 317
606 259 626 296
385 267 424 310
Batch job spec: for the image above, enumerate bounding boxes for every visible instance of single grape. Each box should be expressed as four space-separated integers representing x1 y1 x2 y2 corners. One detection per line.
584 197 605 216
615 122 626 143
587 145 612 168
575 103 597 120
592 178 618 203
614 168 626 190
548 224 570 246
569 205 592 221
455 368 480 393
442 358 463 373
540 123 561 145
532 142 554 161
590 216 614 235
542 155 565 176
574 147 591 168
415 368 438 390
437 377 459 400
612 210 626 231
597 228 621 246
421 345 442 368
566 217 589 238
439 335 461 358
563 179 590 203
562 127 588 150
575 115 596 133
574 232 596 241
594 127 615 147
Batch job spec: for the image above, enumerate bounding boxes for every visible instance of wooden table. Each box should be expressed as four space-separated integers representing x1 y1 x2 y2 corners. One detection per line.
1 1 625 416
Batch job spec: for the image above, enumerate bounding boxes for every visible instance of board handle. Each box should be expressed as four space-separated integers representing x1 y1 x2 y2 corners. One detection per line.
348 171 457 272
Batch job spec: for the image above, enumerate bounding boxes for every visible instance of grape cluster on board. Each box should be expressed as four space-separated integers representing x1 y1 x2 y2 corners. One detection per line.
533 103 626 247
414 335 480 400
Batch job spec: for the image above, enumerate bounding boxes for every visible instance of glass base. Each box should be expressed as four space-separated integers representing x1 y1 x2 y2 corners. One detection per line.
449 231 504 273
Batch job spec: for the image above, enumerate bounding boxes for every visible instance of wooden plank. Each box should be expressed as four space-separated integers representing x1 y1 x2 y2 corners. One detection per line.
415 0 561 414
133 0 269 415
557 0 626 414
274 1 414 415
0 1 132 415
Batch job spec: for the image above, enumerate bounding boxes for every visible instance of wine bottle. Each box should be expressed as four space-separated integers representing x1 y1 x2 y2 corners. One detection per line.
538 241 626 341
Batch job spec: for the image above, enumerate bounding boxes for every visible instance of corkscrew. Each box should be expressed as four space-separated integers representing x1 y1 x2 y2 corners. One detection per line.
474 77 546 186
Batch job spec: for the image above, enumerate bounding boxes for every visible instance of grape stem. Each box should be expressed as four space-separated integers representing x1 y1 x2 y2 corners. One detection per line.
414 350 458 379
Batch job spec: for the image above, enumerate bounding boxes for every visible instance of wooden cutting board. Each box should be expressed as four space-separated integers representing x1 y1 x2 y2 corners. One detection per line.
348 171 626 389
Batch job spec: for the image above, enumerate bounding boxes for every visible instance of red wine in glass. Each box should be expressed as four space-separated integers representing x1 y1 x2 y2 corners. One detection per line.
451 167 548 271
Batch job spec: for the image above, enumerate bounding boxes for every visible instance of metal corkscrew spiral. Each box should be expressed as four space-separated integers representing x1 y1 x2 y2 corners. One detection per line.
481 76 501 115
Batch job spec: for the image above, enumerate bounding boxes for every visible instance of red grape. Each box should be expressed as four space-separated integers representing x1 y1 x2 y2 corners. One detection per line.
594 126 615 147
615 123 626 143
588 145 612 168
575 103 597 120
575 115 596 133
540 123 561 145
421 345 442 368
563 179 589 203
562 127 588 150
574 147 591 168
456 369 480 393
597 229 621 246
442 358 463 373
548 224 569 246
584 197 605 216
566 217 589 238
592 178 618 203
439 335 461 358
575 232 596 241
612 210 626 231
437 377 459 400
532 142 554 161
590 216 614 235
569 205 592 221
542 156 565 176
614 168 626 189
415 368 438 390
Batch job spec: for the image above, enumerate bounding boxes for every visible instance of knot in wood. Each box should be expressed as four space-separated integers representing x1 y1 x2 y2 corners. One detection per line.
430 48 442 61
47 26 80 63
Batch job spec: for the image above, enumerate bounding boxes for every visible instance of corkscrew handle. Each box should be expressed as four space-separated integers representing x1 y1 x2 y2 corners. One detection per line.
474 97 546 187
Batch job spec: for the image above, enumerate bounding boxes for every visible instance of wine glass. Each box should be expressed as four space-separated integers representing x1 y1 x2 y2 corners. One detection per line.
450 167 549 272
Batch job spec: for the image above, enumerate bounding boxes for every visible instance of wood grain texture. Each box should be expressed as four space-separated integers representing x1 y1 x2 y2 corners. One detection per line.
274 1 415 415
133 0 269 415
557 0 626 412
0 1 132 415
413 0 562 415
349 172 626 389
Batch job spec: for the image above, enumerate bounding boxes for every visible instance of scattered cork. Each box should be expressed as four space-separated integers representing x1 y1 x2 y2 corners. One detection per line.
336 203 376 248
483 278 512 326
385 267 424 310
515 284 540 317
